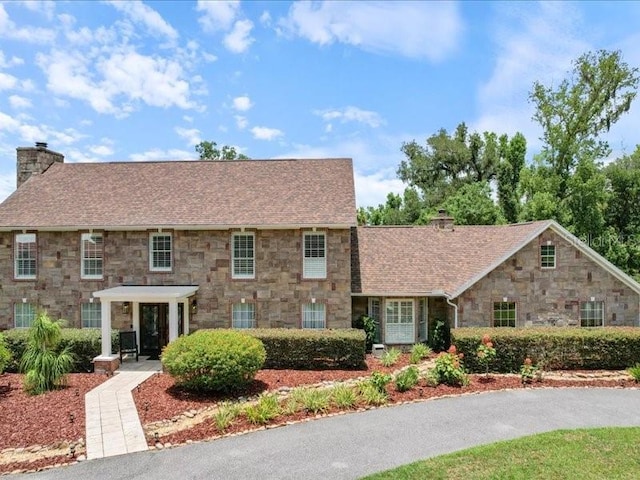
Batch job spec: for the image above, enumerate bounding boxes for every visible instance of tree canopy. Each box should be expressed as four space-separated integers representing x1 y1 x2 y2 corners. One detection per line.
196 141 249 160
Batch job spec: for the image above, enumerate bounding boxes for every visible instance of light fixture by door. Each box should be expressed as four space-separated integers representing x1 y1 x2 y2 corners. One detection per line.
191 299 198 315
122 302 130 314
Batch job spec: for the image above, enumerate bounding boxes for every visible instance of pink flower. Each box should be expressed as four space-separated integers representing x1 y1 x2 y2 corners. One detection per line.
448 345 457 354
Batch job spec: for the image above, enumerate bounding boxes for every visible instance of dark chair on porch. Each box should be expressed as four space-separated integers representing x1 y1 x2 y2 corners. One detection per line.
119 331 139 362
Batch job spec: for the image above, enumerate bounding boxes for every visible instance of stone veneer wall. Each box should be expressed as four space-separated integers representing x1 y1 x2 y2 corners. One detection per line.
457 228 640 328
16 146 64 188
0 229 352 330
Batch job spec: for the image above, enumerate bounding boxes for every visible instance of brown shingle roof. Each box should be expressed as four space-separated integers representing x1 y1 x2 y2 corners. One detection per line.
0 159 356 229
352 222 552 297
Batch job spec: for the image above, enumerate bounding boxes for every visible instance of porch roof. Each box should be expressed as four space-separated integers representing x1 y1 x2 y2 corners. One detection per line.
92 285 199 301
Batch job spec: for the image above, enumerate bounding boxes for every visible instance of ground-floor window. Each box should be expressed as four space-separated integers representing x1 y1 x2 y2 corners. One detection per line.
493 302 516 327
385 299 414 344
580 301 604 327
81 302 102 328
302 303 326 329
232 303 256 329
14 302 36 328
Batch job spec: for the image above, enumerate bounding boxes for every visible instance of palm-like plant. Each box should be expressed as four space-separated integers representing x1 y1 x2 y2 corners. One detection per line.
20 311 74 395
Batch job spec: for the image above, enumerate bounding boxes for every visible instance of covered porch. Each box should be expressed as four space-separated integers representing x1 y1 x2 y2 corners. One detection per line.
92 285 199 362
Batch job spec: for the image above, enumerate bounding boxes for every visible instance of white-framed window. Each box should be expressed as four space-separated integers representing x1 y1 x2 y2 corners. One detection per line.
14 302 36 328
580 301 604 327
385 299 414 344
150 233 172 272
232 233 255 279
81 302 102 328
81 233 103 279
303 232 326 279
540 244 556 269
302 303 326 329
15 233 37 279
232 303 256 328
493 302 516 327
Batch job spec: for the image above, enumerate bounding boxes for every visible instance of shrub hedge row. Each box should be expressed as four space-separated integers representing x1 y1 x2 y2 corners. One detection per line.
200 328 367 370
1 328 119 373
452 327 640 372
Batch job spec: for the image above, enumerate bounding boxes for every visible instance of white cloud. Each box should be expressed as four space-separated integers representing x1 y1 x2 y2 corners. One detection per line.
88 144 114 156
260 11 272 27
9 95 32 109
0 72 17 91
0 4 56 44
37 48 196 116
354 170 406 208
0 51 24 68
315 106 384 128
175 126 201 146
235 115 248 129
251 126 283 141
279 1 463 61
0 172 15 203
196 0 240 32
0 110 85 146
20 1 56 20
232 95 253 112
224 19 254 53
129 148 195 162
107 0 179 40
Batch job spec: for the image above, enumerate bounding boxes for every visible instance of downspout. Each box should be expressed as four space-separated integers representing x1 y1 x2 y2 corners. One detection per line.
445 295 459 329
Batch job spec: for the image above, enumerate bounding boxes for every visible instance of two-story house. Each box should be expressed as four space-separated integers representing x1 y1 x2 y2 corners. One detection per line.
0 144 355 362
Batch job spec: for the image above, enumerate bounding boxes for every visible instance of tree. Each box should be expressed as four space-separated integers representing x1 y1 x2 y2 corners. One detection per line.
441 182 505 225
529 49 639 198
196 141 249 160
20 311 74 395
496 133 526 223
357 188 427 226
397 123 502 208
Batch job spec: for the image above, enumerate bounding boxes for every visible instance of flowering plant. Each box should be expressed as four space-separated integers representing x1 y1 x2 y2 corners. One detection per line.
433 345 468 386
520 357 540 384
476 334 496 377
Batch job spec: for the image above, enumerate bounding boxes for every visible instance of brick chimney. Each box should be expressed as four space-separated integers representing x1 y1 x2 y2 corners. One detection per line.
430 209 455 230
16 142 64 188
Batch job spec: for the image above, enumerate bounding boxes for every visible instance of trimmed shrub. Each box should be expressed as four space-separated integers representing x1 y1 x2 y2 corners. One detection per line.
0 333 11 375
2 328 119 373
227 328 366 370
453 327 640 372
162 330 266 393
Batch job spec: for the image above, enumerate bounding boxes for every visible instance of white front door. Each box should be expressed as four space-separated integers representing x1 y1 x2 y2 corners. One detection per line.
385 299 415 344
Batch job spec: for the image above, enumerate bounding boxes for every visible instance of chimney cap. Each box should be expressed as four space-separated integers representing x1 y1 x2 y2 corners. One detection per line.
35 141 48 149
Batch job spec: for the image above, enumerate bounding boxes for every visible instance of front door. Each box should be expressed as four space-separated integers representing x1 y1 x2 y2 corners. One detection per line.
140 304 167 358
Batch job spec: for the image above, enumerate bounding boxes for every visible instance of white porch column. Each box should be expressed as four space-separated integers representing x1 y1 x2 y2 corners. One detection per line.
183 300 190 336
101 301 112 356
168 300 179 343
132 302 140 348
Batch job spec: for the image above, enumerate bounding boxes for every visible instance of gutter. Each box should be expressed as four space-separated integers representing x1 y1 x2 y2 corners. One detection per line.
445 294 459 329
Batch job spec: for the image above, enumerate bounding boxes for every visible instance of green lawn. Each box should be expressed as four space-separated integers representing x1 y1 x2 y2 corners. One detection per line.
362 427 640 480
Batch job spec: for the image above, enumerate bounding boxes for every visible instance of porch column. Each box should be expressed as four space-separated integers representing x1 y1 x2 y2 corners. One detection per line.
183 300 190 336
168 300 179 343
100 301 112 357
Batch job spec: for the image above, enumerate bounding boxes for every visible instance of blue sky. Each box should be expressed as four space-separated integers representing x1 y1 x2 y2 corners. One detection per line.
1 1 640 208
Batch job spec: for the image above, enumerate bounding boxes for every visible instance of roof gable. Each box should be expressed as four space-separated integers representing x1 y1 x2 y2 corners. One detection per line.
0 159 356 230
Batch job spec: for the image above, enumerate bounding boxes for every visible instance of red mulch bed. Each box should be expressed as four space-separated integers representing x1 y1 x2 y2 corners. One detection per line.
0 374 105 451
133 355 411 424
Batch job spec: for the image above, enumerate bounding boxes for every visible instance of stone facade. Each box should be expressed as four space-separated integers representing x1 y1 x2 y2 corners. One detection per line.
0 229 352 331
16 144 64 188
457 228 640 328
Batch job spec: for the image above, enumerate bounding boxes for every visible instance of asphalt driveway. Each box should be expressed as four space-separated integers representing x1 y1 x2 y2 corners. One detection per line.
15 388 640 480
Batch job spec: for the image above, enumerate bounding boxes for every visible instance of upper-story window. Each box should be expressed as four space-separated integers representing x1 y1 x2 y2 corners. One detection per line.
15 233 37 279
540 244 556 269
150 233 172 272
232 233 255 279
303 232 326 279
81 233 103 279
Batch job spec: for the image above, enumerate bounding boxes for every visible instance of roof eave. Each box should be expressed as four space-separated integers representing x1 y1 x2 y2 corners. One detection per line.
0 223 357 232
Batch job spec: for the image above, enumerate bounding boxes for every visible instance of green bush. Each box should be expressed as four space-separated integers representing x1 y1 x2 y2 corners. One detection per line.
352 314 377 352
453 327 640 372
410 343 432 364
368 371 392 393
227 328 366 370
395 366 420 392
244 393 280 425
380 347 402 367
628 364 640 383
430 319 451 352
2 328 119 373
162 330 266 393
0 334 11 375
433 346 468 386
